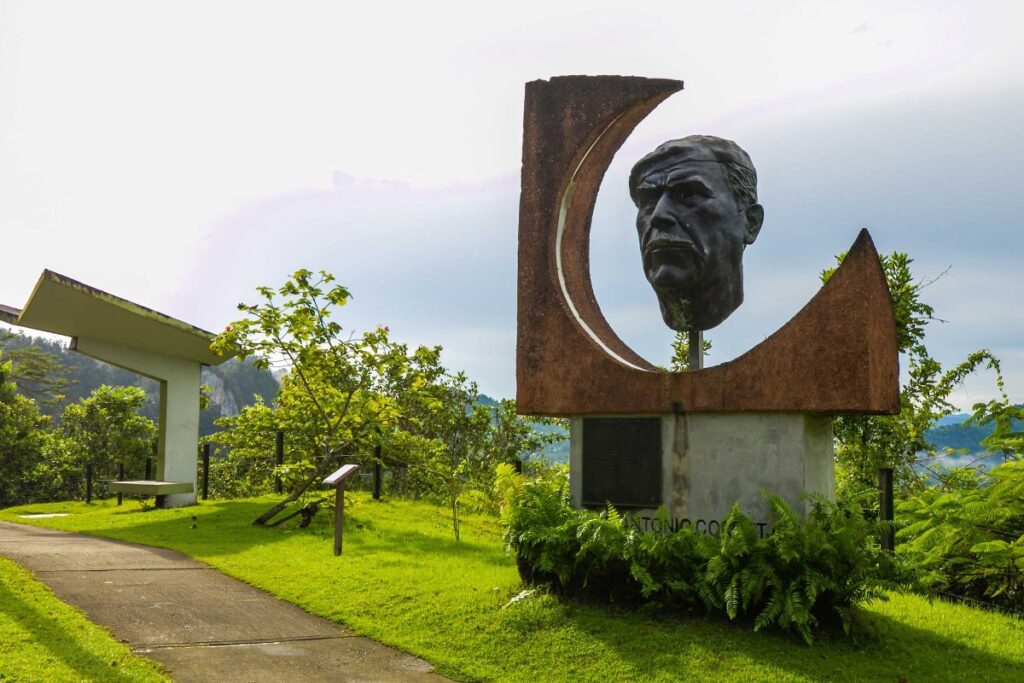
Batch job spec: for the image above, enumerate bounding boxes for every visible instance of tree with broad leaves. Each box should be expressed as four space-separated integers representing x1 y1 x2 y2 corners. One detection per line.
212 269 440 526
487 398 566 471
414 372 493 541
58 385 155 498
0 349 50 507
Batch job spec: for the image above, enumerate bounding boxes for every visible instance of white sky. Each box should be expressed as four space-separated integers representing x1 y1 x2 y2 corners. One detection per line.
2 0 1022 408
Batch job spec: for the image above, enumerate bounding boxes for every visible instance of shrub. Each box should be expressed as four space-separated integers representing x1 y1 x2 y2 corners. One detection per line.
897 458 1024 614
502 477 893 643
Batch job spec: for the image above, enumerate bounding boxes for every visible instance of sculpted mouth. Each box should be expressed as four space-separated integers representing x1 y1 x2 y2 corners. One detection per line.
643 239 705 290
644 239 703 264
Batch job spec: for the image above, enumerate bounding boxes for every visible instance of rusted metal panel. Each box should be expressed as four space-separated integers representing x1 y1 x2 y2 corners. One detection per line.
516 76 899 416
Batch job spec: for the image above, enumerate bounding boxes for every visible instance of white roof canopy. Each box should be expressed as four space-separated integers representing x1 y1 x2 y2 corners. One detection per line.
0 270 233 366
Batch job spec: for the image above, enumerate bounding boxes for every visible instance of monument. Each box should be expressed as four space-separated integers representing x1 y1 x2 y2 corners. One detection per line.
516 76 899 533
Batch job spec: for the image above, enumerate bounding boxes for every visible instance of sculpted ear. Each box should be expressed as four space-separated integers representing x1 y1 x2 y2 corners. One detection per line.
743 204 764 245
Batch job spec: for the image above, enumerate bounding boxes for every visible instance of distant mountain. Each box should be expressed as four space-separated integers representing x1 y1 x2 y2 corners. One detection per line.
199 360 280 436
1 331 279 436
934 413 971 428
926 411 1022 454
476 393 500 408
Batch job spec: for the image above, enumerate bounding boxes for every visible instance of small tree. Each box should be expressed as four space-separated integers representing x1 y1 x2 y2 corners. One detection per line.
58 385 155 498
0 350 51 507
416 372 493 541
212 270 437 526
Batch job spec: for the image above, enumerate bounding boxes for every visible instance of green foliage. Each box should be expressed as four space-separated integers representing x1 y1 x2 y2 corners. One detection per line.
503 478 892 643
7 496 1024 682
400 378 569 540
410 371 492 541
898 458 1024 613
669 332 711 372
0 350 51 508
0 330 72 406
56 385 156 499
203 398 283 498
212 269 568 532
0 373 157 507
212 269 478 526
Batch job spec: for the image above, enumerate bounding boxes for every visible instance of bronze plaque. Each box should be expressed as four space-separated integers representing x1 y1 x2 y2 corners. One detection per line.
581 418 661 508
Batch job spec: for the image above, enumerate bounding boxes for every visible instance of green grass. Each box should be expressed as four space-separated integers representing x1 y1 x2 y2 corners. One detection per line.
3 495 1024 682
0 556 169 682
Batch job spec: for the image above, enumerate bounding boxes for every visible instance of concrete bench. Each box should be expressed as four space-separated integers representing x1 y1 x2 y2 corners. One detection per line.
108 480 194 508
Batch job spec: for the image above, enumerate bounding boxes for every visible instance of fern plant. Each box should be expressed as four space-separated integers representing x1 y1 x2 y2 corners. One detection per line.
502 478 892 643
898 458 1024 613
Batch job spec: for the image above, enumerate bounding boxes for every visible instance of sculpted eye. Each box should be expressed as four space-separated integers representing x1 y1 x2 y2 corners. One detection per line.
671 181 712 203
636 187 660 209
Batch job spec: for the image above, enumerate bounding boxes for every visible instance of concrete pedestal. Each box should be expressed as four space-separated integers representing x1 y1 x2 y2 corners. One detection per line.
570 413 834 535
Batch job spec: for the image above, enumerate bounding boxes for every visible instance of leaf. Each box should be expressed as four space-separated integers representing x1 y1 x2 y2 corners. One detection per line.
969 540 1010 554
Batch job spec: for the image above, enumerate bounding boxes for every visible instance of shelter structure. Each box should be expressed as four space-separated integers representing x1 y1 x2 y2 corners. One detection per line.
1 270 235 507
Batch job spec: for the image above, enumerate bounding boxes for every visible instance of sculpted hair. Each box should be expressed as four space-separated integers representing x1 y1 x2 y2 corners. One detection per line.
629 135 758 210
721 160 757 210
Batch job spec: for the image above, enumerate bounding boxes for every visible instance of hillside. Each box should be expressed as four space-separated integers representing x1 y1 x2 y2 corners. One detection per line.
0 330 278 436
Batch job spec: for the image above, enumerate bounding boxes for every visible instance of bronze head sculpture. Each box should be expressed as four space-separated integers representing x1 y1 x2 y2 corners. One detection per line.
629 135 764 332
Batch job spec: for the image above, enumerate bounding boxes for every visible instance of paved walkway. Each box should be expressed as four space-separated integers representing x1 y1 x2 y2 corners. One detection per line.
0 521 451 682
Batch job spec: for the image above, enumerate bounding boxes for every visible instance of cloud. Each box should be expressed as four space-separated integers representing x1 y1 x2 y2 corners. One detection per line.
3 1 1022 406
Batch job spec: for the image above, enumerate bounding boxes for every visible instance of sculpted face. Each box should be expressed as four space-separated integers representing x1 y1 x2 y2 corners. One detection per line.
630 136 763 332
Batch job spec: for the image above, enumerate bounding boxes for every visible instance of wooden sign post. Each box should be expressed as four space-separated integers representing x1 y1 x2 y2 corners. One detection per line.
323 464 359 556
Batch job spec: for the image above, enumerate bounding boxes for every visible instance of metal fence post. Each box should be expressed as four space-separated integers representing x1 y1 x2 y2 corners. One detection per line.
879 466 894 552
373 445 382 501
117 463 125 506
275 430 284 494
85 463 93 504
688 330 704 370
202 443 211 500
148 440 157 479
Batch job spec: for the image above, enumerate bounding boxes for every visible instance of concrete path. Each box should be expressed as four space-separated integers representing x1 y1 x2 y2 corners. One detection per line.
0 521 451 682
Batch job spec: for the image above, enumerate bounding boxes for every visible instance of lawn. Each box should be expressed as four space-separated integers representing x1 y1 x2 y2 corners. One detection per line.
0 555 169 682
3 495 1024 682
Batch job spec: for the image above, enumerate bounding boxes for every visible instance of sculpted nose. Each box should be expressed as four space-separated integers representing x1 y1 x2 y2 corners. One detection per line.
650 192 677 232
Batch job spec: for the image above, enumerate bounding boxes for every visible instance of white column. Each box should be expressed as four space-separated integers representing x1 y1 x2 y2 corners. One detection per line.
73 337 200 507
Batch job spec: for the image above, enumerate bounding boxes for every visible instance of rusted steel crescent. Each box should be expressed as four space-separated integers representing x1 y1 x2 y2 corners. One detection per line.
516 75 899 416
